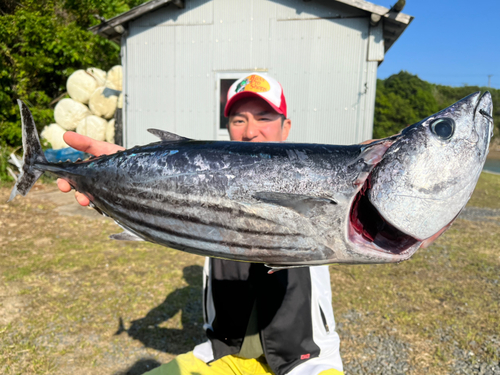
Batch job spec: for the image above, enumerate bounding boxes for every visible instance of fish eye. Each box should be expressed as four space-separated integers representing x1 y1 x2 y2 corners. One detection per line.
430 118 455 140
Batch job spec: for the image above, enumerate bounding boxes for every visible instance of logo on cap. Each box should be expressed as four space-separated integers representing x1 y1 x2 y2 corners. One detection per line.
235 74 271 94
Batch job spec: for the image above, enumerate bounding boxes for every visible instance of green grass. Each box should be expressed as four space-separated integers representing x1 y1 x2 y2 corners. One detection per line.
0 173 499 374
468 172 500 209
0 184 205 374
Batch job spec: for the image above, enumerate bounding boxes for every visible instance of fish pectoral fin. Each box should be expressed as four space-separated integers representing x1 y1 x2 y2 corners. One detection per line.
147 128 192 142
348 139 395 187
356 139 395 166
110 230 145 242
253 191 336 216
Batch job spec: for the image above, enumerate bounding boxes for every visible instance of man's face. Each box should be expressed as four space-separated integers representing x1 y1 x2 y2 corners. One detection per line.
227 97 291 142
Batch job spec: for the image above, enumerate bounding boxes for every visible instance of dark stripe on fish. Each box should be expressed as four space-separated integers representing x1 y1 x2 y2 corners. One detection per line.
96 191 298 237
115 185 276 219
109 209 309 251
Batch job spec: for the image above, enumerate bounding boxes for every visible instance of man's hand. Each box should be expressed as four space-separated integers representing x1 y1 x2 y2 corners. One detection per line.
57 132 125 206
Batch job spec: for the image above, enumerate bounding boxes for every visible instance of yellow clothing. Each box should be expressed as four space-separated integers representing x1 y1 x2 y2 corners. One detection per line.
144 352 344 375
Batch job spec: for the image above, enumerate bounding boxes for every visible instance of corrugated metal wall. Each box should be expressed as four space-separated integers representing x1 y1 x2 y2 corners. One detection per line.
123 0 384 147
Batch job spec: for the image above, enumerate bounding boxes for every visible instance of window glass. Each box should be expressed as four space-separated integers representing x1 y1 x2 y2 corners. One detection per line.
220 79 237 129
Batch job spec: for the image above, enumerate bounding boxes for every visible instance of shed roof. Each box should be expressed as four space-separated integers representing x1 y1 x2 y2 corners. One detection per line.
89 0 413 53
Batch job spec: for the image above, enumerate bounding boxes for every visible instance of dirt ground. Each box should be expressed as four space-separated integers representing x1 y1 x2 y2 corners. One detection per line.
489 148 500 160
1 184 204 374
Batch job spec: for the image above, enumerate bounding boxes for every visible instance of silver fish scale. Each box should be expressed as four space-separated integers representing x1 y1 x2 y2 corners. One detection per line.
85 142 363 200
58 141 370 265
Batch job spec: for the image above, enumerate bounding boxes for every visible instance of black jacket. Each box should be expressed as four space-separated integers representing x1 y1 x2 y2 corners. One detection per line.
193 258 343 375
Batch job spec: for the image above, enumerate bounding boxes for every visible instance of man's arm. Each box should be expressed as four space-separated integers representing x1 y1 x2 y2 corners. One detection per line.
57 132 125 206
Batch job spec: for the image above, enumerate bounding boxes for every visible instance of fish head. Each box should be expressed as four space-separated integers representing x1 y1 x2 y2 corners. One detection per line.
347 92 493 262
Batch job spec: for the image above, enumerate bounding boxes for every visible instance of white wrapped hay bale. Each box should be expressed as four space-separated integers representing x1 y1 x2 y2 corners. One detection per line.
106 119 115 144
41 123 68 150
76 115 107 141
88 87 119 119
54 98 91 130
105 65 122 91
66 70 98 104
86 67 107 87
117 93 123 109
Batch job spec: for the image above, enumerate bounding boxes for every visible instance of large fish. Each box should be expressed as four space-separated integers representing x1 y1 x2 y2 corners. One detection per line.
9 92 493 270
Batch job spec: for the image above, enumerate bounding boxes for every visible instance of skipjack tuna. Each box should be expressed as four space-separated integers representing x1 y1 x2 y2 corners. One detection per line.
9 93 493 271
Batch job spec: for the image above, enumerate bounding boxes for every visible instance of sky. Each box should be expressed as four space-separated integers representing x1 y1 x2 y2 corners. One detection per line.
374 0 500 89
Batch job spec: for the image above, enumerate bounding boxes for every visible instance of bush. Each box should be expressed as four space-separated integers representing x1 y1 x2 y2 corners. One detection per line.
0 142 16 182
0 0 144 148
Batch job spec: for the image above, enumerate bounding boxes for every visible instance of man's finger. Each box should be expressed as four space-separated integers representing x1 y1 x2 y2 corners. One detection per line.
59 133 123 207
75 192 90 206
57 178 72 193
63 132 124 156
359 139 378 145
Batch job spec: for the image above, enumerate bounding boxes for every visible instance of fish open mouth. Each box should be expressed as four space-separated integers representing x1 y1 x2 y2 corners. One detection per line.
349 177 420 255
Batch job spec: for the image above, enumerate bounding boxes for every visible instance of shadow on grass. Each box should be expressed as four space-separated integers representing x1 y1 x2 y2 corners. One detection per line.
116 265 206 354
113 357 203 375
113 358 162 375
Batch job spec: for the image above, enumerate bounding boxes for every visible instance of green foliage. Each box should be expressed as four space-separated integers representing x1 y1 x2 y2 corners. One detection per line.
374 71 500 139
0 0 146 181
0 142 15 182
0 0 144 147
374 71 439 138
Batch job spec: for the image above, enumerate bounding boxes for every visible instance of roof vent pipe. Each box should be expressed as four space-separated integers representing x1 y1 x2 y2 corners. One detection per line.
390 0 406 12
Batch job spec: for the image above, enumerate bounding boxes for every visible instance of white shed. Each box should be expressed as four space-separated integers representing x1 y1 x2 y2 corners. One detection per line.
91 0 412 148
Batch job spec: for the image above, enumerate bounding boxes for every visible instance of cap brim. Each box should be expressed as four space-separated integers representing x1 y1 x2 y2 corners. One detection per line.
224 91 284 117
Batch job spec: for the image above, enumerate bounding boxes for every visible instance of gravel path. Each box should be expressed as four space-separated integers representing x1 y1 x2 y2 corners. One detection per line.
339 330 500 375
459 207 500 224
338 312 500 375
337 310 413 375
338 209 500 375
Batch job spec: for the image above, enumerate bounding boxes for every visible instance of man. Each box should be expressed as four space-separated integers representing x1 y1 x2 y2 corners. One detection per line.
57 73 344 375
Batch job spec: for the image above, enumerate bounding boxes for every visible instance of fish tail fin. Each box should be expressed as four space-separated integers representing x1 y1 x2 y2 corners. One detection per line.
8 100 48 202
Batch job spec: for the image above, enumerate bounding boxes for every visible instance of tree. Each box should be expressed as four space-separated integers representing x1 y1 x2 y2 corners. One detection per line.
0 0 144 147
374 71 439 138
374 71 499 139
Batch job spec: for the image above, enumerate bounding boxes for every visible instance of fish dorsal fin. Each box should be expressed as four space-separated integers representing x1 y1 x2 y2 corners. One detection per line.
147 128 191 142
253 191 336 216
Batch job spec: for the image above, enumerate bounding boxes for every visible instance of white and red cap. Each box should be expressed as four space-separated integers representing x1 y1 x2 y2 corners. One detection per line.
224 73 287 118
